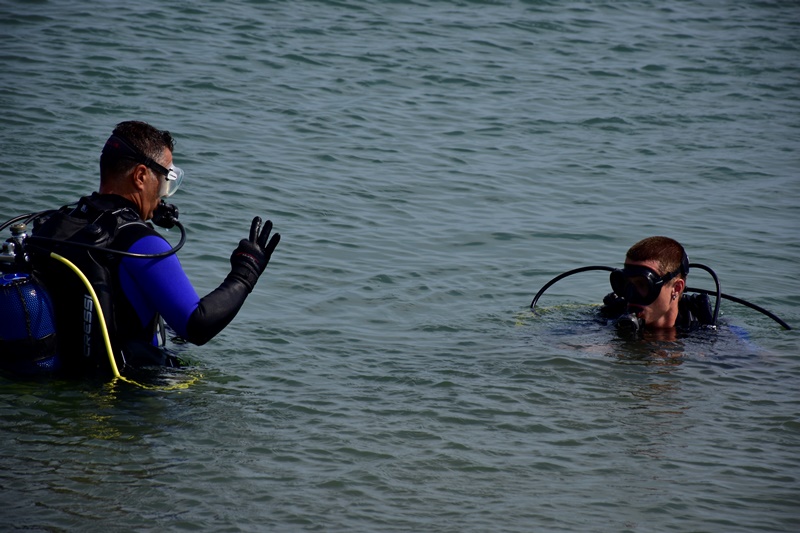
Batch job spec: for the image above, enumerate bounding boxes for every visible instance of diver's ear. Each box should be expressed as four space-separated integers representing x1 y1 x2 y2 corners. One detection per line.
672 277 686 298
131 163 149 191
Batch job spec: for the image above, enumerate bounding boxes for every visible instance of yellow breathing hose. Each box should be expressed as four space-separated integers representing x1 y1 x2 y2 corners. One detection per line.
49 251 196 390
50 252 121 378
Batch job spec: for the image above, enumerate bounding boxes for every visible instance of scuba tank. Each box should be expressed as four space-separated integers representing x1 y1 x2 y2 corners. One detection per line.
0 223 61 375
1 199 185 378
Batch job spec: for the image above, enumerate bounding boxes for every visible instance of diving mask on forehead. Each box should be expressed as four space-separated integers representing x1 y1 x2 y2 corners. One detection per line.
103 134 184 197
609 265 682 306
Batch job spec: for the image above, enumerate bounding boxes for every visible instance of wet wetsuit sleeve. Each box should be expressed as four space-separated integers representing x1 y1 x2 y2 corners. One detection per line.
122 235 253 346
120 236 200 338
184 272 252 345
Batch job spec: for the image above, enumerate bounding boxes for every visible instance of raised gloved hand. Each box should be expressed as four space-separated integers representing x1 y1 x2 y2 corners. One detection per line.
229 216 281 292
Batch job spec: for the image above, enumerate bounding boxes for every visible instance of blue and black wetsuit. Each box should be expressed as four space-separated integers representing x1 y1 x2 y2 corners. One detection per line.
32 193 254 375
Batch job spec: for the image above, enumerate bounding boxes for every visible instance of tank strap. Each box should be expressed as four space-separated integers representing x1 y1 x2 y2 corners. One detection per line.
2 333 58 361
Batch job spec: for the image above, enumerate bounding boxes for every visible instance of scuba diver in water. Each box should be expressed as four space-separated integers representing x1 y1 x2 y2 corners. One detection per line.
530 235 790 338
0 120 280 377
599 236 711 336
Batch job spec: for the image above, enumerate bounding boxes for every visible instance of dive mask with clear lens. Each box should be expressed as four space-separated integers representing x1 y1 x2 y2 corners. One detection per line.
103 134 183 198
609 265 681 306
159 164 183 198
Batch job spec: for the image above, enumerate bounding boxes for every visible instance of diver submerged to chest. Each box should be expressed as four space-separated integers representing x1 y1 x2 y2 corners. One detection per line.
530 236 791 337
0 120 281 378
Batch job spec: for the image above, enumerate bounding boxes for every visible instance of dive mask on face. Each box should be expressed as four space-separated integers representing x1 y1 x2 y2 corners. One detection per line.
609 265 681 306
158 164 184 198
103 134 183 197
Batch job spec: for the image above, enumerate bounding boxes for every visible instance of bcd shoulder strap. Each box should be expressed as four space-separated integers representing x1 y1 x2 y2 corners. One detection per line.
30 195 155 376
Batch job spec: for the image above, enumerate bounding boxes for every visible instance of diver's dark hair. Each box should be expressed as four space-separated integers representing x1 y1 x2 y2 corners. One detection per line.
626 236 687 279
99 121 175 182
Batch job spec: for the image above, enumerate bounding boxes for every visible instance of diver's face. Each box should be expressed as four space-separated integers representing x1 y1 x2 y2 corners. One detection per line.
624 259 679 329
143 149 173 220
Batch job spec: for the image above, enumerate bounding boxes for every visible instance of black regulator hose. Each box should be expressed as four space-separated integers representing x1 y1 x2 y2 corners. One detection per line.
684 263 721 326
530 263 791 330
26 220 186 259
0 212 39 233
684 287 792 330
4 202 186 260
529 265 615 312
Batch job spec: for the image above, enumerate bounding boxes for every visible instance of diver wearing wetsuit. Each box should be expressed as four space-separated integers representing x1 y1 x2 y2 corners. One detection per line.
530 235 790 334
600 236 713 335
601 290 714 333
30 121 280 375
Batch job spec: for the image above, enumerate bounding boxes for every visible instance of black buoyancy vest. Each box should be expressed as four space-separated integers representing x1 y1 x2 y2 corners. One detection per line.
675 292 715 331
600 291 715 331
30 193 160 375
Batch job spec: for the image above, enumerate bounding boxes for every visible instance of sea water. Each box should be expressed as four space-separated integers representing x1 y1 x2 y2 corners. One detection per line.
1 1 799 531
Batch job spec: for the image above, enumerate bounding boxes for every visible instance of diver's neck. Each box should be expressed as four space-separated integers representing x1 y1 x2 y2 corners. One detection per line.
645 305 680 330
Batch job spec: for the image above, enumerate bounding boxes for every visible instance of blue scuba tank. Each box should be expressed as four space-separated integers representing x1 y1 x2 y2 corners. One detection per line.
0 223 61 375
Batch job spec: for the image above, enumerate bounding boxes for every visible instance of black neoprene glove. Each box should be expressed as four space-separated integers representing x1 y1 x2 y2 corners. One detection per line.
228 216 281 292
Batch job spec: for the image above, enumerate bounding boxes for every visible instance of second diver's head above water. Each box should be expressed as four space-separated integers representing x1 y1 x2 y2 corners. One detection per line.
99 120 184 221
610 236 689 331
529 235 789 333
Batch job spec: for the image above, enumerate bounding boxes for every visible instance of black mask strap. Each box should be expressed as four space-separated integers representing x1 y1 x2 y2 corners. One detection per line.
103 134 169 176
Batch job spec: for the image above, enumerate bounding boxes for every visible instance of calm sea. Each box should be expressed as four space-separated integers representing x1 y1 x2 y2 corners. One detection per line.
1 1 799 531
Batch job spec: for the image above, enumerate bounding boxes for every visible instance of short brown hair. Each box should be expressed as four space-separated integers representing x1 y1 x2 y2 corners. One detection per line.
626 236 687 279
99 121 175 183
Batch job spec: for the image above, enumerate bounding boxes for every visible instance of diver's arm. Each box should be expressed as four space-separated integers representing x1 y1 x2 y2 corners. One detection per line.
121 238 251 345
120 236 200 338
121 217 279 345
185 276 251 345
187 217 280 345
